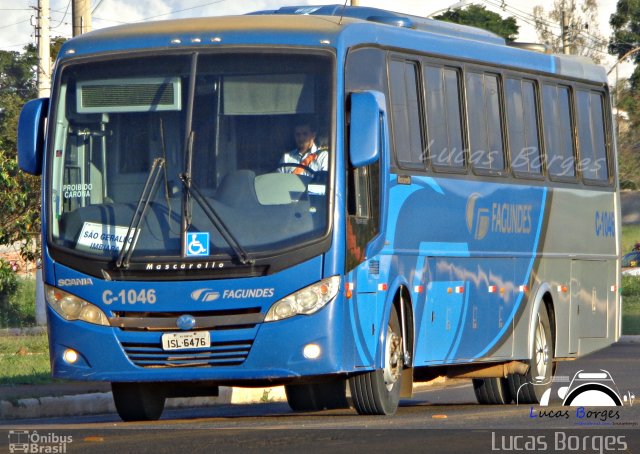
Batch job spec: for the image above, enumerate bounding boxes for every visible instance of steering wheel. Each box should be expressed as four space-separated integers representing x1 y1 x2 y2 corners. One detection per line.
275 163 316 176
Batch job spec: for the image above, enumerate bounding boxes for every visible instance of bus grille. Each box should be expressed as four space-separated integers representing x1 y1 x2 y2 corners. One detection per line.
110 308 263 331
121 339 253 368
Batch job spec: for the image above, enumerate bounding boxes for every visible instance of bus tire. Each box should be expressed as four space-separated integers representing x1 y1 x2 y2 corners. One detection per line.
349 308 403 415
473 378 513 404
508 304 554 404
111 382 166 421
285 380 349 412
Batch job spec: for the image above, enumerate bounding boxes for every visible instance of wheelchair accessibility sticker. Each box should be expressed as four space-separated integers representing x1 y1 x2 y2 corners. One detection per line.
186 232 210 257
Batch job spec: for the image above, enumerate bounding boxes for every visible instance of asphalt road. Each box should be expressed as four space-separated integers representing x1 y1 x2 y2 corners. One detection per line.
1 340 639 453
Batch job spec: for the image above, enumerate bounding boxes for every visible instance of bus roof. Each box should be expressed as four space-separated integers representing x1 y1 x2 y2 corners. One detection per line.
58 5 607 85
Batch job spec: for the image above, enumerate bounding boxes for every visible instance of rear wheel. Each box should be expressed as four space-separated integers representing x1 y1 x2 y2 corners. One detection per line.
285 380 349 412
473 377 513 404
111 382 166 421
349 308 403 415
507 304 555 404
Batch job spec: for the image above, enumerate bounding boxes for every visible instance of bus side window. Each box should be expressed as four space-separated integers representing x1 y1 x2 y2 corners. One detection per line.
424 64 465 170
389 59 424 170
346 119 381 271
542 84 576 180
506 78 542 176
466 71 505 174
576 90 609 184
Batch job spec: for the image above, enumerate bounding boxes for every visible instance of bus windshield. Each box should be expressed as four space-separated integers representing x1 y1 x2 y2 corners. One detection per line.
49 51 333 263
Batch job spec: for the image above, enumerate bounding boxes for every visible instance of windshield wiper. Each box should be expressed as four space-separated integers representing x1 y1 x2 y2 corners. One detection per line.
178 173 254 266
116 157 166 269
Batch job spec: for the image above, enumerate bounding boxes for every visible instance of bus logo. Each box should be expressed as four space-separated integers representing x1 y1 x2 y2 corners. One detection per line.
191 288 220 302
466 193 490 240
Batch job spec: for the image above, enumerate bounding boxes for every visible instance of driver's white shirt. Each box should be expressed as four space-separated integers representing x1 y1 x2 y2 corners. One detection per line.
278 144 328 176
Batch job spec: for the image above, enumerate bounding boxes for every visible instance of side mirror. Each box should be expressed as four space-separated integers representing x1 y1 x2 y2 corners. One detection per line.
18 97 49 175
349 91 381 167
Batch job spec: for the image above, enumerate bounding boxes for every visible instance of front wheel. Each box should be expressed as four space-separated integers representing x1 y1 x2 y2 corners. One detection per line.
507 304 555 404
349 308 403 415
112 382 166 421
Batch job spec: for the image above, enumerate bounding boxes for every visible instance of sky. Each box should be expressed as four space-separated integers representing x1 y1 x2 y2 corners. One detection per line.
0 0 631 82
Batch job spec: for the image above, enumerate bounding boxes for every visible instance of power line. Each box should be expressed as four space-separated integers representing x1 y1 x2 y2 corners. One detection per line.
1 42 32 49
136 0 229 22
0 18 31 31
479 0 611 56
51 0 71 29
92 0 105 14
87 0 231 26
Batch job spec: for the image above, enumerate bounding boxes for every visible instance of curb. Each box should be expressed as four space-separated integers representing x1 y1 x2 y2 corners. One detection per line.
0 386 287 420
0 379 451 421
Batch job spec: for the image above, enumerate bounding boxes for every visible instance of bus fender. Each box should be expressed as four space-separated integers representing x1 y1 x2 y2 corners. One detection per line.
527 282 554 360
376 277 412 370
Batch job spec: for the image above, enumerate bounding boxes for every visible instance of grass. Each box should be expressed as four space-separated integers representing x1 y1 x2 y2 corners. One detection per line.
622 296 640 335
0 333 52 385
621 275 640 335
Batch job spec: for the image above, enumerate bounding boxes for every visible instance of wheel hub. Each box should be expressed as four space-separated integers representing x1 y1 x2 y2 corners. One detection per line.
383 330 402 390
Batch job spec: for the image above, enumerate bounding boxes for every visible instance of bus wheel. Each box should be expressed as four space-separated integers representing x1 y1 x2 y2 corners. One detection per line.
349 308 403 415
111 382 166 421
507 305 555 404
285 380 349 412
473 378 513 404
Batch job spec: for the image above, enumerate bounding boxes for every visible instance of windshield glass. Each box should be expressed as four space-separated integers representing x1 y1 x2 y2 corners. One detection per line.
49 51 333 262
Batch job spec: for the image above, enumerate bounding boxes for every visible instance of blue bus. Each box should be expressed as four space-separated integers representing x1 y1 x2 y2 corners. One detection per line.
18 5 620 420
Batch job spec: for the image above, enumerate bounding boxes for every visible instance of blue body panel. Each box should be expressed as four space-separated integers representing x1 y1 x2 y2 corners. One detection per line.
347 175 547 367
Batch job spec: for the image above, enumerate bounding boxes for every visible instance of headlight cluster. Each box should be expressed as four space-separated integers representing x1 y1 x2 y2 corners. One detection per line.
265 276 340 322
45 285 110 326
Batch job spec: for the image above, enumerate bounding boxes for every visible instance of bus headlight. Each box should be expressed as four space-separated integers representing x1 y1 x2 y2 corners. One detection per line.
265 276 340 322
45 285 110 326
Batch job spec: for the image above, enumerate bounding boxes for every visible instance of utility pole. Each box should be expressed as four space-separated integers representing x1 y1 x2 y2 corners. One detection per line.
36 0 51 98
561 10 571 55
72 0 92 37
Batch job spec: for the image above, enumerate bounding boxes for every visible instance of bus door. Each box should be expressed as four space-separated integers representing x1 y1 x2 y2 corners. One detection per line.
570 260 608 352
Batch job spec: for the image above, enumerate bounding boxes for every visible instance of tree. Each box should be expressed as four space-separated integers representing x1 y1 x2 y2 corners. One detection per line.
433 5 519 42
0 37 66 261
533 0 607 63
609 0 640 89
0 47 39 261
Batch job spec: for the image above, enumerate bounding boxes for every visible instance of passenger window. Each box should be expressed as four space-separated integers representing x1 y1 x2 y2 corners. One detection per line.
542 84 576 179
389 60 424 169
424 65 465 169
506 78 542 176
576 90 609 183
466 72 505 172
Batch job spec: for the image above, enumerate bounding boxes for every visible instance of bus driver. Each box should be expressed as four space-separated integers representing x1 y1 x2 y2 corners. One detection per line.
278 122 328 177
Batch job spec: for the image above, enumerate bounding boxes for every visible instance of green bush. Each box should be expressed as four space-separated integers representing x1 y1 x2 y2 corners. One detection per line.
0 259 18 296
621 275 640 297
0 261 36 328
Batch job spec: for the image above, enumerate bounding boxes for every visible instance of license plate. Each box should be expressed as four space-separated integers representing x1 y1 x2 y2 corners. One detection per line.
162 331 210 351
